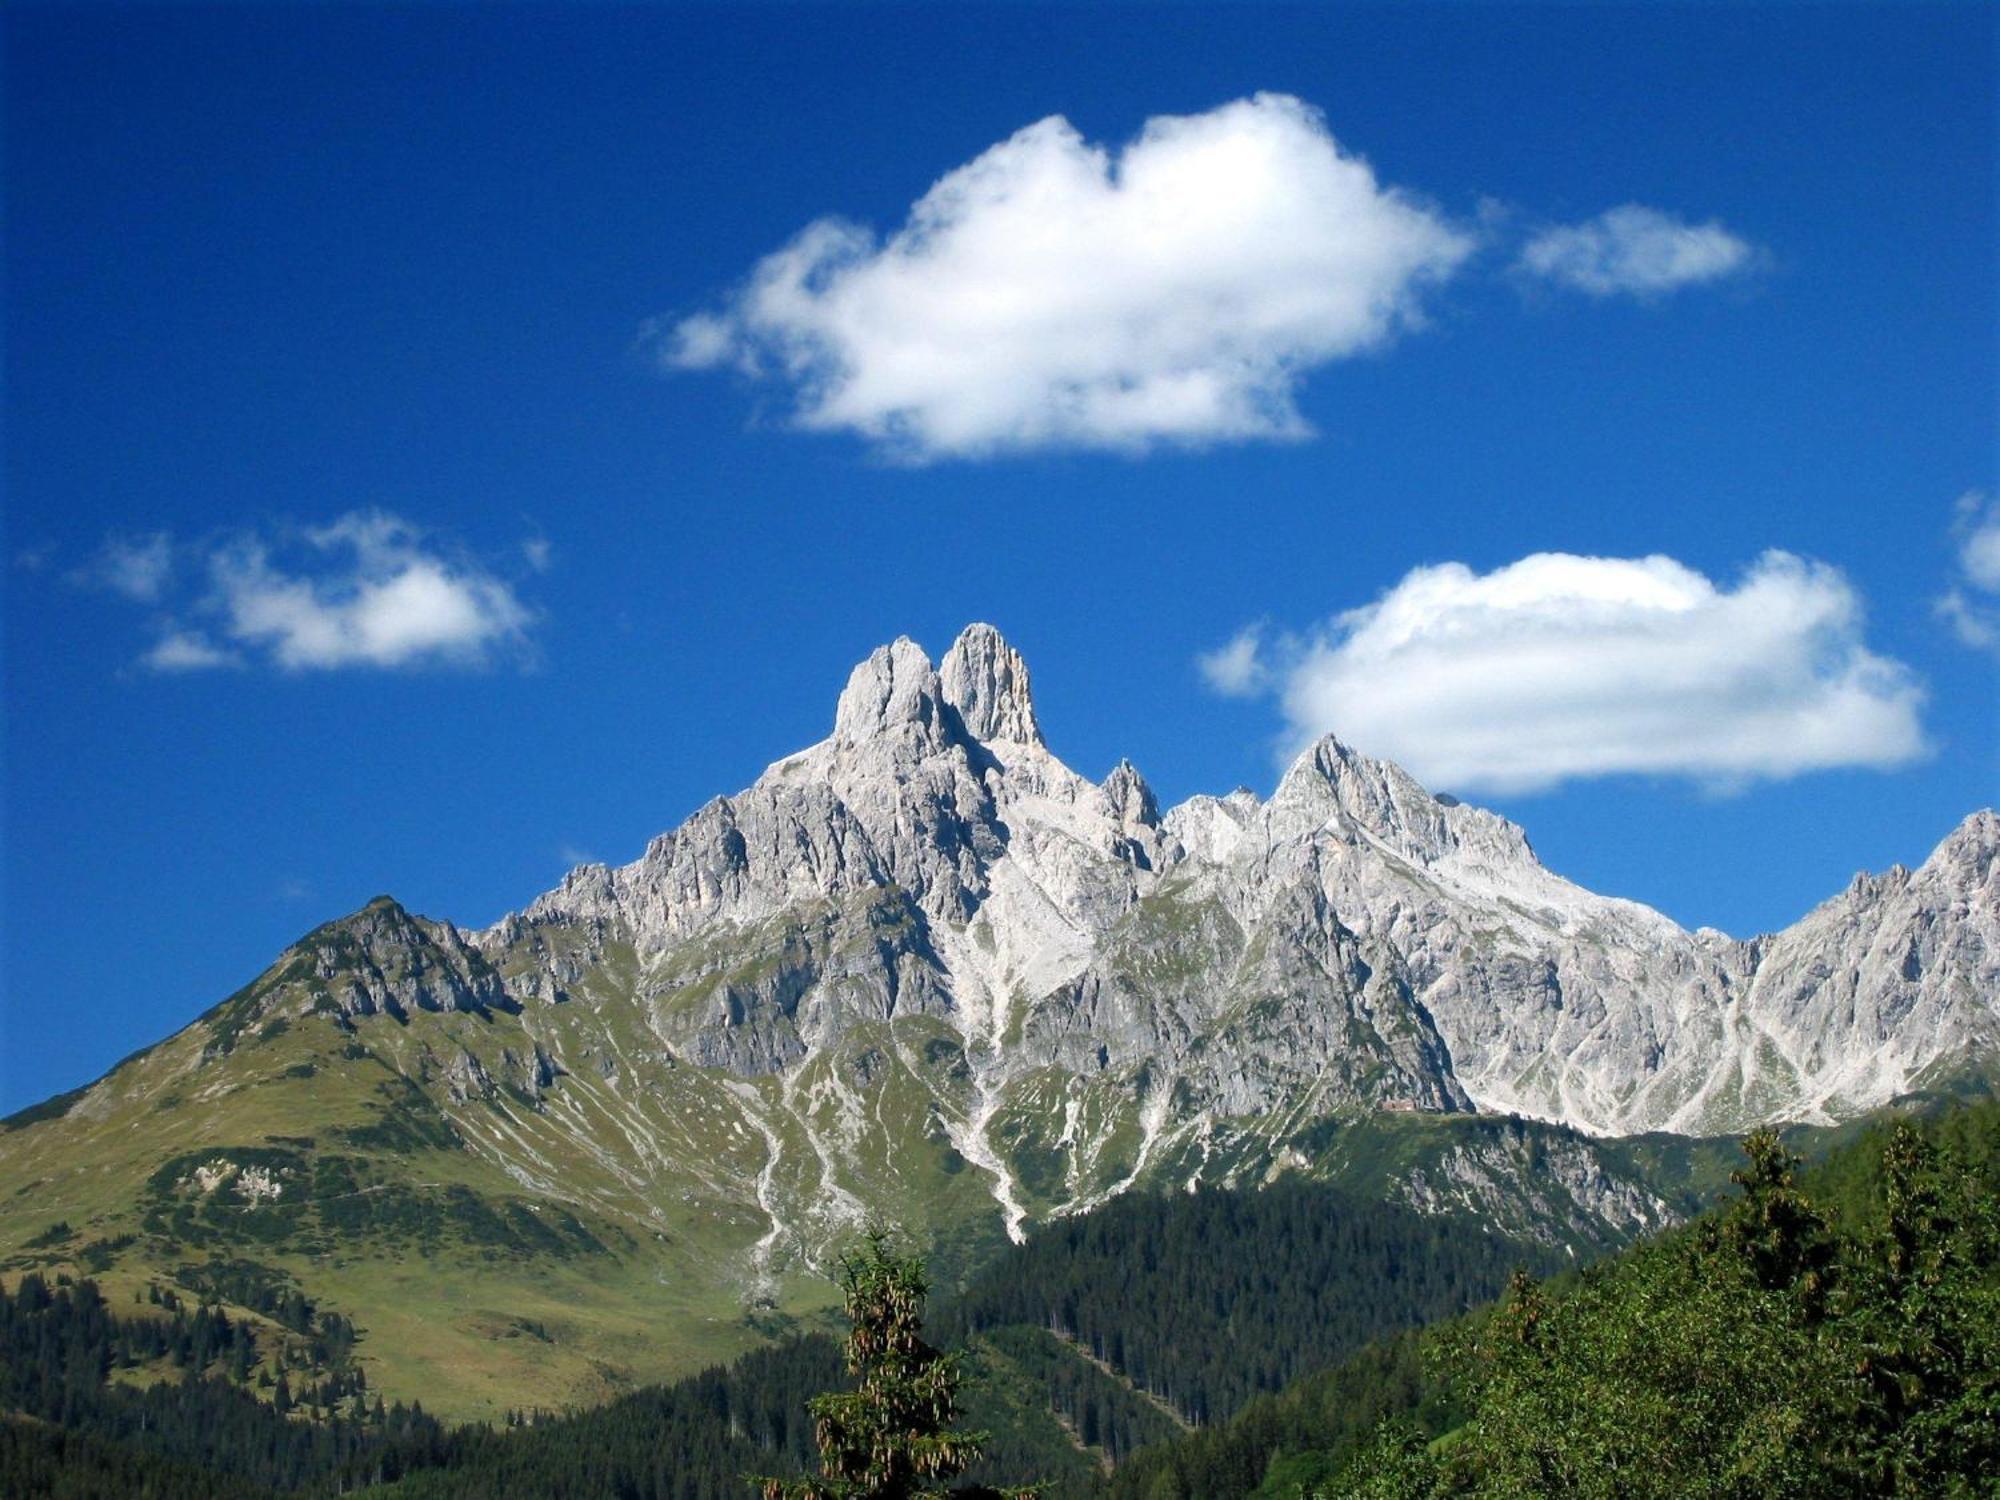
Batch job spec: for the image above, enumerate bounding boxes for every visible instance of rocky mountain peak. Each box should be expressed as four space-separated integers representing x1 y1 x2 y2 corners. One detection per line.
1935 809 2000 879
328 894 424 946
261 895 506 1023
1276 733 1535 871
833 636 947 747
450 630 1992 1159
939 623 1043 747
1102 758 1160 828
1274 734 1432 841
1819 811 1999 917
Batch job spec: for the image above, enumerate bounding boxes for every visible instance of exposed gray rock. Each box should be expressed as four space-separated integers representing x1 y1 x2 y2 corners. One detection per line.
488 626 1994 1174
217 626 1998 1257
940 622 1043 747
281 897 509 1021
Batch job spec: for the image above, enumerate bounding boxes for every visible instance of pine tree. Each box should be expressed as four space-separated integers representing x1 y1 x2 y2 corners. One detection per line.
1720 1127 1836 1318
757 1228 1033 1500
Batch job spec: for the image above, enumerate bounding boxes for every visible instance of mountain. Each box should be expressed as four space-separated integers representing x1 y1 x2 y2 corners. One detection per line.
2 624 1993 1418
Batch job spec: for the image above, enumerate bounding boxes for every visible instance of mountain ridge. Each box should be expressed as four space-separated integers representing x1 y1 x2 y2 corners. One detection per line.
2 622 1992 1417
475 624 1994 1138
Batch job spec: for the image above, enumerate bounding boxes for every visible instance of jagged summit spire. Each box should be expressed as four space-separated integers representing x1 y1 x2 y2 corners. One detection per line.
939 623 1042 747
833 636 944 745
1102 758 1159 827
828 624 1043 751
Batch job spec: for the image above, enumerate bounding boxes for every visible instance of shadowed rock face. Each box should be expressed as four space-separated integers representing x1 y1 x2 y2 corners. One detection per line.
43 625 1997 1270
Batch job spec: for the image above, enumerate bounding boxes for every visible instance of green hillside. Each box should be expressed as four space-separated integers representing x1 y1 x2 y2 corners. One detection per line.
1108 1097 2000 1498
4 1096 1992 1496
0 972 820 1421
0 897 1735 1422
0 1161 1582 1496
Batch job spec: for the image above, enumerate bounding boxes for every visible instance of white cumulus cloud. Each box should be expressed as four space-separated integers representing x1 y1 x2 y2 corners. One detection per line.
205 512 532 671
1936 491 2000 650
1197 626 1270 697
86 511 538 674
1209 550 1927 795
1519 204 1755 297
665 93 1475 460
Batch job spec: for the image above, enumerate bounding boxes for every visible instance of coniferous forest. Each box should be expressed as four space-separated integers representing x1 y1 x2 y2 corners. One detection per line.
940 1179 1563 1426
1108 1100 2000 1499
1 1098 1995 1497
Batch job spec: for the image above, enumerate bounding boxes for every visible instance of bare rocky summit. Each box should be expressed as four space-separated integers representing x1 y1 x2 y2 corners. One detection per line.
431 624 1993 1251
9 625 1994 1292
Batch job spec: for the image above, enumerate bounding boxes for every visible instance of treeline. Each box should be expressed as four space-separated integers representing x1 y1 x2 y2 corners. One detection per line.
1111 1099 2000 1498
0 1422 276 1500
0 1270 841 1499
377 1309 1182 1498
379 1336 840 1498
941 1177 1561 1425
0 1273 450 1493
171 1259 331 1337
962 1323 1186 1474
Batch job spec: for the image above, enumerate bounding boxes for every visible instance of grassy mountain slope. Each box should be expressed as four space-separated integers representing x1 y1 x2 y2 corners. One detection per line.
0 922 825 1419
1 891 1736 1421
0 1163 1563 1498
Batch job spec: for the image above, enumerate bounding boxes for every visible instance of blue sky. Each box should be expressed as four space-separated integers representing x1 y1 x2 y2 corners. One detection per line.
4 3 1994 1113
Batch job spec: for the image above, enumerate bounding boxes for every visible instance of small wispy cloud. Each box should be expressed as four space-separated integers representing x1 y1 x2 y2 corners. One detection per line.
1205 550 1926 795
663 93 1475 461
78 511 543 675
14 542 57 574
1518 204 1756 298
80 533 177 602
1196 626 1270 697
1936 491 2000 651
142 630 242 673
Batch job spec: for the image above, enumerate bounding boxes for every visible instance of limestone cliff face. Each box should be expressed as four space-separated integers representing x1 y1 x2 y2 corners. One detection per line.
131 626 2000 1259
488 627 1994 1137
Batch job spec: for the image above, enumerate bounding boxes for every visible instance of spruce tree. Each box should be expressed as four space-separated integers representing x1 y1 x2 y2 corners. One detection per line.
1720 1127 1836 1318
758 1228 1032 1500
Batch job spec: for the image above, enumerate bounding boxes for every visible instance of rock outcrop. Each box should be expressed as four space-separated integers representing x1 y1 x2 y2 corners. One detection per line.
144 626 2000 1256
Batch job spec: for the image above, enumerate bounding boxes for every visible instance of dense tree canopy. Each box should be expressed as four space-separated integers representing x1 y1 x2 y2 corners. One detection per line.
1116 1101 2000 1499
943 1177 1557 1426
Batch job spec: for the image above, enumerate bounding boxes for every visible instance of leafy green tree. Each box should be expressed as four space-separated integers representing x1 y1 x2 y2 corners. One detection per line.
759 1228 1032 1500
1363 1141 1844 1496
